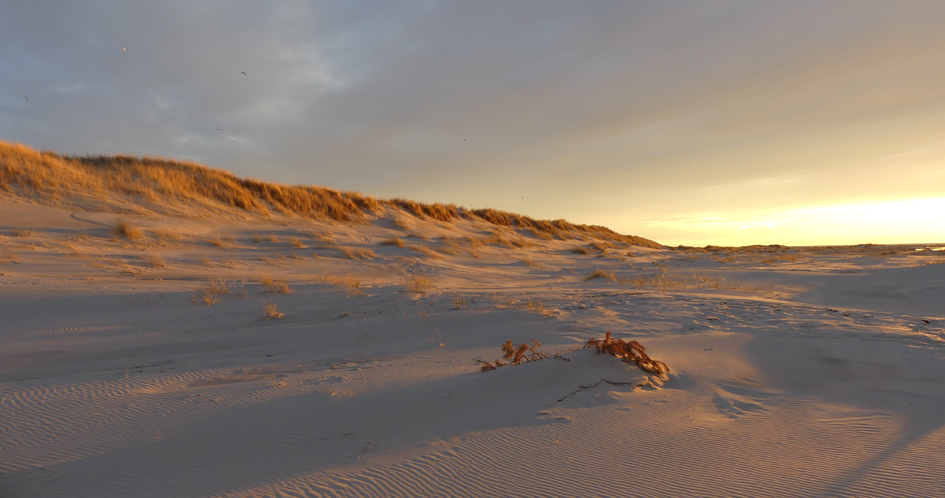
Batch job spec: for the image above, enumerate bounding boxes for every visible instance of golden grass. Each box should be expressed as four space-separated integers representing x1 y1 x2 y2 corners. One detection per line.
211 236 231 249
266 234 280 243
585 268 616 282
337 245 374 259
571 246 590 255
145 254 167 268
316 273 364 297
262 301 284 319
194 281 229 306
114 220 143 240
259 274 291 294
288 237 305 248
380 237 406 247
519 257 543 269
453 295 467 310
1 140 660 247
406 275 433 293
12 228 32 237
525 298 555 316
391 218 411 230
251 233 262 243
408 245 443 259
153 229 181 244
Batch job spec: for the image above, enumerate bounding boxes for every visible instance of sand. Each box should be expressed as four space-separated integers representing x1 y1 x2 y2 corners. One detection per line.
1 199 944 497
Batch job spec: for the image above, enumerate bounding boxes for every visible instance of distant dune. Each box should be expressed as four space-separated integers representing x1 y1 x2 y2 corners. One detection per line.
0 140 661 249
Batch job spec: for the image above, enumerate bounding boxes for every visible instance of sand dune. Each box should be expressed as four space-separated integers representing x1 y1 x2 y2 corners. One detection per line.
2 144 944 497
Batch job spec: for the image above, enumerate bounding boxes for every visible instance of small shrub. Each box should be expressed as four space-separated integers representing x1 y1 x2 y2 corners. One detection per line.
266 234 279 243
570 247 590 255
252 233 262 243
288 237 305 248
453 295 466 310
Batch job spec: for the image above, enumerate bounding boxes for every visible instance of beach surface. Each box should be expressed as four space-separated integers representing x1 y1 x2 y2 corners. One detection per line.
2 199 944 497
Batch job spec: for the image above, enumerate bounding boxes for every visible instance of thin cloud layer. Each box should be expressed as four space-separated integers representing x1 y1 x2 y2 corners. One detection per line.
3 1 944 244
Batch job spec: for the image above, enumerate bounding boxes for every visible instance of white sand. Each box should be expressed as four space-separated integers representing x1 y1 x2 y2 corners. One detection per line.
2 200 944 497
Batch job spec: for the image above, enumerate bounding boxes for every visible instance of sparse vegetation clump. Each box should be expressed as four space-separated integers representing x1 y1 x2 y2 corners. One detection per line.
262 301 284 319
337 245 374 259
114 220 143 240
408 245 443 259
380 238 406 248
406 275 433 293
585 268 616 282
260 275 291 294
571 247 590 255
211 236 231 249
316 273 364 297
146 254 167 268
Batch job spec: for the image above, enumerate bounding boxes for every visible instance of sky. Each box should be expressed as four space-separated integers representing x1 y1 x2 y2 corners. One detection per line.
2 1 944 246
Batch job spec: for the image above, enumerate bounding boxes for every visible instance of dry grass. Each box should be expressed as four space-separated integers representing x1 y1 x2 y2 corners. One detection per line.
251 233 262 243
391 218 411 230
262 301 284 319
585 268 616 282
199 257 213 267
519 257 543 269
211 236 231 249
453 295 467 310
525 298 556 316
194 280 229 306
12 228 32 237
483 231 532 249
266 234 280 243
380 237 406 248
114 220 143 241
618 270 760 292
571 246 590 255
316 273 364 297
337 245 374 259
145 254 167 268
406 275 433 293
408 245 443 259
259 274 291 294
153 229 181 244
288 237 305 248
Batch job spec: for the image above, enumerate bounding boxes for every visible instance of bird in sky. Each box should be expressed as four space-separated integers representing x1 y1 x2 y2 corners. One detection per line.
214 129 221 131
241 72 247 76
23 96 28 101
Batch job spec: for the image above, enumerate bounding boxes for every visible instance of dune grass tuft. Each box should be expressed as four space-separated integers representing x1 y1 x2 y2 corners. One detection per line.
406 275 433 293
262 301 284 319
114 220 143 241
585 268 616 282
259 274 291 294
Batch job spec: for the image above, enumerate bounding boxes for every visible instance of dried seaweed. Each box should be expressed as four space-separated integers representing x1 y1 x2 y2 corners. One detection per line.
478 332 669 378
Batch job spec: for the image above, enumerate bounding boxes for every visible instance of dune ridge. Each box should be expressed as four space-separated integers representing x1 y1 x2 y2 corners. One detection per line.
0 140 660 248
